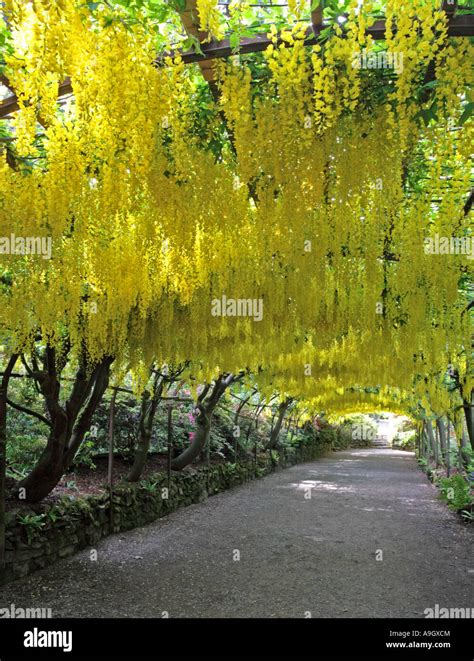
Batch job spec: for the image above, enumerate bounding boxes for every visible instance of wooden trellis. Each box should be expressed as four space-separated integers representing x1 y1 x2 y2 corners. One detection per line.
0 0 473 119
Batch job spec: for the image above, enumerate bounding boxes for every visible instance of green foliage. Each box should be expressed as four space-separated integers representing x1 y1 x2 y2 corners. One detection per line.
139 478 160 493
398 418 416 432
90 395 140 458
72 438 97 470
333 425 352 449
6 435 46 479
459 101 474 126
6 376 50 477
0 14 13 71
335 414 377 448
438 475 472 512
393 430 416 451
17 513 46 543
461 509 474 523
270 449 280 465
209 408 235 457
461 446 474 474
319 427 337 444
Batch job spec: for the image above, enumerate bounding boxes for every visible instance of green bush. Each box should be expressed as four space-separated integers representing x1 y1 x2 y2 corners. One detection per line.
6 434 47 479
71 438 97 470
333 426 352 449
393 430 416 451
438 475 472 512
334 414 376 448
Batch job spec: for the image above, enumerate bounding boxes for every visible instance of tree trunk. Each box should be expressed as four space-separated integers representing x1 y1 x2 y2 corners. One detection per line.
127 367 183 482
171 403 211 470
416 422 422 456
17 412 69 503
171 374 237 471
127 389 160 482
18 353 113 502
265 398 292 450
463 391 473 450
446 417 452 477
422 422 430 462
436 417 447 465
128 422 152 482
233 391 254 460
290 414 302 443
0 355 18 584
460 420 471 468
426 420 438 467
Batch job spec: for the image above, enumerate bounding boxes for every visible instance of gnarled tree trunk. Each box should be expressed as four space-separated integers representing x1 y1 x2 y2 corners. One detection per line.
172 373 238 471
127 365 185 482
127 374 164 482
18 349 113 503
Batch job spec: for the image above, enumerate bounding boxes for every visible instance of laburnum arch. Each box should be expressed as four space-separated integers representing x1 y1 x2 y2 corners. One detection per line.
0 0 472 509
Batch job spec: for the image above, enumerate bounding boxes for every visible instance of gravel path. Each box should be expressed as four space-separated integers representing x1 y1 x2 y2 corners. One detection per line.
1 448 472 618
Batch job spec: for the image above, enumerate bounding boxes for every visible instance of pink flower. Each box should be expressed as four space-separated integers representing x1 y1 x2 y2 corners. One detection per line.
187 412 195 424
189 432 196 442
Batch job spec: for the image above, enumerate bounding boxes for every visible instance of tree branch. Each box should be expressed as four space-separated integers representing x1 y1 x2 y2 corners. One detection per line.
5 397 51 427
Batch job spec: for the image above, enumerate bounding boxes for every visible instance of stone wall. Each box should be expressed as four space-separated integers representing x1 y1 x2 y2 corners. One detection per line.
3 437 332 583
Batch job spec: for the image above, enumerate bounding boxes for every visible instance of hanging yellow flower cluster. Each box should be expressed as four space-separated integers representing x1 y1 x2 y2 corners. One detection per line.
196 0 224 41
384 0 448 148
0 0 471 420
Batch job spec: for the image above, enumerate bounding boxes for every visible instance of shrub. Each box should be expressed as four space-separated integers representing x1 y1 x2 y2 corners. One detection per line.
438 475 472 512
6 434 47 479
392 430 416 451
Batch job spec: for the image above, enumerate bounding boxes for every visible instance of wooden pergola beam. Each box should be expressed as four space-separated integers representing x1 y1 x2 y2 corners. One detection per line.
178 0 219 98
0 78 72 119
310 0 323 33
0 13 473 119
163 13 474 64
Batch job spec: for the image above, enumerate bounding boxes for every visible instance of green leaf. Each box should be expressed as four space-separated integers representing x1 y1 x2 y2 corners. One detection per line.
318 26 334 42
182 35 203 55
421 80 438 90
172 0 187 11
459 102 474 126
419 104 438 127
229 33 241 50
